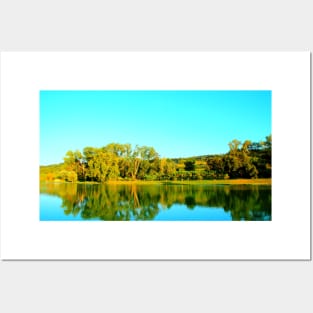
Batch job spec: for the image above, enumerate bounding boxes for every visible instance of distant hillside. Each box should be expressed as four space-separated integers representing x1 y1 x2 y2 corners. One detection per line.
171 153 224 163
40 163 64 181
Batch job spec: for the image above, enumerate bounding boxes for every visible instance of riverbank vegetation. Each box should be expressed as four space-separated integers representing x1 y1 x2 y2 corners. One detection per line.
40 135 271 183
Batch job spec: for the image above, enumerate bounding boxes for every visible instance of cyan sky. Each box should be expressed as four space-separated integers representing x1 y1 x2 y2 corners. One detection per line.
40 90 271 165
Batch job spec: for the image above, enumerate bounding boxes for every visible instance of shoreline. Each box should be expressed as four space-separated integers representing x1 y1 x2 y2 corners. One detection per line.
41 178 272 186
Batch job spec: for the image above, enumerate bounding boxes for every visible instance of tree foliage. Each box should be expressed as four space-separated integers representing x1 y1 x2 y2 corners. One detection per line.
40 136 271 182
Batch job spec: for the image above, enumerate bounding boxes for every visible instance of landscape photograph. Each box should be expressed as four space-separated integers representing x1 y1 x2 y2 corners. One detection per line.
40 90 272 221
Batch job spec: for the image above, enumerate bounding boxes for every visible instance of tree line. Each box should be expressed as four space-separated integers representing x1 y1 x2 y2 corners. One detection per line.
40 135 271 182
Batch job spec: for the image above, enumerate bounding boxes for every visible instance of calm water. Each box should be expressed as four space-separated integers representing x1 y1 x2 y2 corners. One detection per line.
40 182 271 221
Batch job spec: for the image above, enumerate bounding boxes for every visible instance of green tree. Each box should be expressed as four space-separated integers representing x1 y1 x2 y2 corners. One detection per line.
184 160 195 171
87 150 119 182
223 139 258 178
158 158 177 180
228 139 241 155
207 156 224 178
64 150 85 180
128 145 159 180
57 170 78 182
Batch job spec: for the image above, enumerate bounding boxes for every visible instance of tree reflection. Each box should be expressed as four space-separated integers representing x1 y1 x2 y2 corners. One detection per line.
40 183 271 221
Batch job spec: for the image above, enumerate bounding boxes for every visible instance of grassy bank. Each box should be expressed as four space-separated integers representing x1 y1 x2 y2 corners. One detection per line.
160 178 271 185
74 178 271 185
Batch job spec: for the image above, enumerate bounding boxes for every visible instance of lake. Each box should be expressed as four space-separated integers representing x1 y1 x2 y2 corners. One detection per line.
40 182 271 221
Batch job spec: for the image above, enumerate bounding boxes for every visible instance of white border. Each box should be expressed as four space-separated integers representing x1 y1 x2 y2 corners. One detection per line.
0 52 310 260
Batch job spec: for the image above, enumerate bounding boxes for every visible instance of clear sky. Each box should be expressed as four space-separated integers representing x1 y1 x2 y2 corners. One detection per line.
40 90 271 165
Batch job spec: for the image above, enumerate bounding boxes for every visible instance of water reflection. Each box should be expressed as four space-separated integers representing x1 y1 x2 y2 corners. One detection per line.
40 183 271 221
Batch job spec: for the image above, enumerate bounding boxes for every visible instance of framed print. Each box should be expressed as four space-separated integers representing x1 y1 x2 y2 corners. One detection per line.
0 52 310 260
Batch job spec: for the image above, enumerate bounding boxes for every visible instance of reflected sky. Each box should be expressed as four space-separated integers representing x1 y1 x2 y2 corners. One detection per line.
153 204 232 221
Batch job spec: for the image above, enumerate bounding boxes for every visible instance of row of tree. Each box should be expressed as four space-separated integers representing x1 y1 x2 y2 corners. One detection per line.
206 135 271 179
40 135 271 182
61 143 172 182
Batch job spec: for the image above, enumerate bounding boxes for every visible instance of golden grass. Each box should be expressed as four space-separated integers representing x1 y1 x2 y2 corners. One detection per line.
104 178 272 185
42 178 271 186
